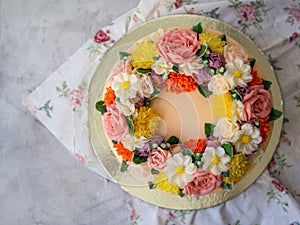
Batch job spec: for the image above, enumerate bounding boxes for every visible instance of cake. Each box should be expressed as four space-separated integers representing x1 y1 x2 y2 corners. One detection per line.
95 22 282 198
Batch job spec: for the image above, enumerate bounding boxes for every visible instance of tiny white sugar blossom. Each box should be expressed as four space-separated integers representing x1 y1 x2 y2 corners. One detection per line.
179 58 204 76
151 58 174 75
202 146 231 175
121 134 148 150
112 72 141 100
224 59 252 88
233 123 262 155
164 153 196 188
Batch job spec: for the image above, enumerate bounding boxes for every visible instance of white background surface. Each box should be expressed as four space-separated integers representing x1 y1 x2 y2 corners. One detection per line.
0 0 139 224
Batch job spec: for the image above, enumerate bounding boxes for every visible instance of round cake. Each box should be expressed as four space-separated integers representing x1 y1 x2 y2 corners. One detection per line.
94 20 282 199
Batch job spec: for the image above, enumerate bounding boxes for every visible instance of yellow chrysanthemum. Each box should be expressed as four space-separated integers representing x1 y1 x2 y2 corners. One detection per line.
223 153 249 184
199 32 225 55
213 93 233 119
153 172 180 195
132 106 160 138
129 41 159 69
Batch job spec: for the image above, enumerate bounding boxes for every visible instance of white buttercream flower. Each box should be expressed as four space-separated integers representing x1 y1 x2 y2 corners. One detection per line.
164 153 196 188
213 117 240 142
233 123 262 155
138 75 154 98
115 98 135 116
231 100 245 122
202 146 231 175
224 59 252 88
150 28 165 42
121 134 148 150
179 58 204 76
111 72 140 99
208 74 230 94
151 58 174 75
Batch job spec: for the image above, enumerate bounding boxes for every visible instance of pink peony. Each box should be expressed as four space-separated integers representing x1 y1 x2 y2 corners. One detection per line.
243 85 272 121
109 60 133 82
224 45 249 64
183 168 222 196
68 89 85 110
103 104 129 141
156 29 200 64
237 3 257 25
147 147 171 171
94 29 110 43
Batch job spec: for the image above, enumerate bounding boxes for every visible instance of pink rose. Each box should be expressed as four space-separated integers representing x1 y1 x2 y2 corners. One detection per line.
243 85 272 121
103 104 129 141
156 30 200 64
224 45 249 64
183 168 222 196
237 4 257 25
94 29 110 43
147 147 171 171
68 89 85 110
109 60 133 81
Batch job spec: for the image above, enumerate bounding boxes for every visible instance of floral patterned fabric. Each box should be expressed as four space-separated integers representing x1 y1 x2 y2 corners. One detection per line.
24 0 300 224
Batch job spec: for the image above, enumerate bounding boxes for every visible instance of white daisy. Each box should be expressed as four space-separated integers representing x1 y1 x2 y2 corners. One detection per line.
179 58 205 76
111 72 141 99
202 146 231 175
233 123 262 155
121 134 148 150
151 58 174 75
164 153 196 188
224 59 252 88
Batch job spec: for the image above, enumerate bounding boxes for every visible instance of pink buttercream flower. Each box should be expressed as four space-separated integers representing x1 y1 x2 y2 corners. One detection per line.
183 168 222 196
109 60 133 82
103 104 129 142
236 3 257 25
156 30 200 64
147 147 171 171
224 45 249 64
243 85 272 121
68 89 85 110
94 29 110 43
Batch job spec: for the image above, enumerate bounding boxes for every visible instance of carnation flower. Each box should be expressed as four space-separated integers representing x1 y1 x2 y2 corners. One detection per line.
201 146 231 175
164 153 196 188
233 123 262 155
112 73 140 100
224 59 252 88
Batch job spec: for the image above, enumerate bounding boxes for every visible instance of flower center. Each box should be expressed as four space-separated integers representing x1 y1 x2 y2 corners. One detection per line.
121 81 131 90
175 166 185 175
211 156 220 165
241 135 251 144
234 70 242 78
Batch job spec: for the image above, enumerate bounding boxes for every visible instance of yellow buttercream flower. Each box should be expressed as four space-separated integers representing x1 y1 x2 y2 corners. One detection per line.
223 153 249 184
153 172 180 195
213 93 233 119
199 32 225 55
132 106 160 138
129 40 159 69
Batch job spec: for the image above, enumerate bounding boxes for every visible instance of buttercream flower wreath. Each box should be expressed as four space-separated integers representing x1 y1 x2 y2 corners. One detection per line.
95 22 282 197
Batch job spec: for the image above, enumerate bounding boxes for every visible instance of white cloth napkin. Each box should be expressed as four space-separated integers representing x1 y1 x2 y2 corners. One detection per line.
24 0 300 224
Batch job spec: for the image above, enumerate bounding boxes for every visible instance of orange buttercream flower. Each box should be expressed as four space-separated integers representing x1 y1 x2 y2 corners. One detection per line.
164 72 198 93
104 86 116 106
114 142 133 161
259 116 270 142
183 139 207 153
248 70 262 86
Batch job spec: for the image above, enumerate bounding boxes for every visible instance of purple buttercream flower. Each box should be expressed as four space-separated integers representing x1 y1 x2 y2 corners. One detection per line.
138 143 151 157
169 144 183 155
206 136 221 148
133 95 144 109
150 70 164 89
148 134 164 145
208 53 225 68
236 85 249 96
193 67 212 86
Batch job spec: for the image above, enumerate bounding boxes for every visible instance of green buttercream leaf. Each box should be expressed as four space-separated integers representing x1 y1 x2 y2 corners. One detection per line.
148 181 156 189
262 79 272 90
119 51 131 60
192 22 203 35
204 123 215 137
126 117 135 135
136 68 152 74
221 143 233 157
172 65 179 73
166 136 181 145
151 168 159 175
120 161 129 172
112 140 117 144
198 85 213 98
132 150 148 164
182 148 194 157
248 58 256 68
268 108 283 122
220 34 227 42
221 171 229 177
179 189 185 197
95 100 107 115
197 44 208 57
221 182 232 190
